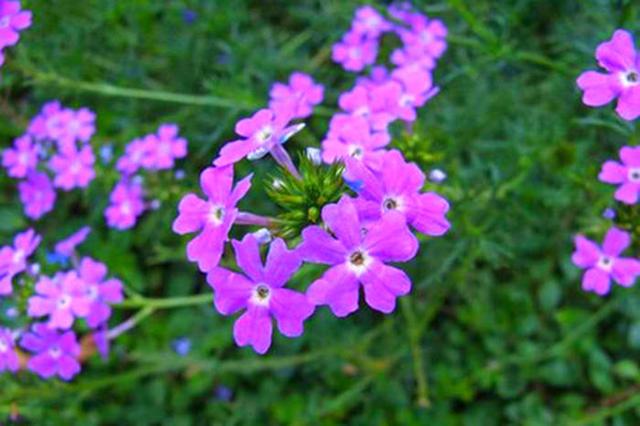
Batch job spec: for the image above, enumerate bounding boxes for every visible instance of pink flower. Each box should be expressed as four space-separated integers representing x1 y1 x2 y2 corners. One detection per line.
55 107 96 149
0 328 19 373
269 72 324 119
332 30 378 72
104 179 145 230
173 166 252 272
572 227 640 295
397 13 448 60
116 137 151 175
18 171 56 220
77 257 123 328
338 84 395 131
28 272 91 329
0 228 41 295
0 0 32 50
49 145 96 190
213 108 303 167
2 134 38 178
20 323 81 380
352 6 392 39
207 235 313 354
577 30 640 121
143 124 188 170
27 101 65 141
599 145 640 204
372 68 439 123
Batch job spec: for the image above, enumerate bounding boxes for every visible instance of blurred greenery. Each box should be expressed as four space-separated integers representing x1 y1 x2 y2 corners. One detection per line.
2 0 640 424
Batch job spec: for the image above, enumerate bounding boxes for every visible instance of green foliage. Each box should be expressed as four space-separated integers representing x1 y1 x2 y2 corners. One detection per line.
2 0 640 424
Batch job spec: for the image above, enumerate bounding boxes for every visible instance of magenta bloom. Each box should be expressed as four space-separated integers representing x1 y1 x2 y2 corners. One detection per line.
391 46 436 70
28 272 91 329
298 196 418 316
2 134 38 178
27 101 64 141
77 257 123 328
18 171 56 220
173 166 252 272
213 108 302 167
104 179 145 230
0 228 41 294
269 72 324 119
49 145 96 190
577 30 640 121
0 328 19 373
0 1 32 50
599 146 640 204
373 68 439 122
332 30 378 72
352 6 392 39
116 137 151 175
338 84 395 131
398 13 448 60
349 150 450 236
54 226 91 257
322 114 389 170
20 323 81 380
55 107 96 150
207 235 313 354
144 124 188 170
572 227 640 295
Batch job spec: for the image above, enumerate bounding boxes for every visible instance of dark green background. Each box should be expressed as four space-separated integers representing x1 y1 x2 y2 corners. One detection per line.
2 0 640 424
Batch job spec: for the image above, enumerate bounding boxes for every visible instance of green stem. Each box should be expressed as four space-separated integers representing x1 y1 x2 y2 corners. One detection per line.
115 293 212 310
401 298 430 408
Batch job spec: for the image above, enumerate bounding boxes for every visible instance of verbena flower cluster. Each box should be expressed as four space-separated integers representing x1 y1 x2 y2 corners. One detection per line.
174 3 451 354
574 29 640 295
0 227 123 379
0 0 31 67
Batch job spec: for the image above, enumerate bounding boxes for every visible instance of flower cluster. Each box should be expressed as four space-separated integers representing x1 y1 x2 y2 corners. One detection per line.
174 4 450 354
107 124 187 229
0 227 123 380
0 0 31 67
574 29 640 295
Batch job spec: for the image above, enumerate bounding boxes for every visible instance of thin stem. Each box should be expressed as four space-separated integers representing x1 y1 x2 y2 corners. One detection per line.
107 306 154 340
236 211 273 227
401 298 430 408
115 293 212 310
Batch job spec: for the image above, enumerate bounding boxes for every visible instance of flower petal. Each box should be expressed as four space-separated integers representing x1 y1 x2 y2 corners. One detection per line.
269 288 315 337
233 306 273 354
307 265 360 317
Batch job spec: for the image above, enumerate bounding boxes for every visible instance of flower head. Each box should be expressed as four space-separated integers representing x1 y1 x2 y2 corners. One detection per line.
332 30 378 72
54 107 96 150
397 13 448 60
0 228 41 294
572 227 640 295
144 124 188 170
0 0 32 50
28 272 91 329
2 134 38 178
349 150 450 236
213 108 303 167
49 145 96 190
298 195 418 316
0 328 19 373
104 179 145 230
269 72 324 119
599 145 640 204
352 6 392 39
207 235 313 354
577 29 640 121
18 171 57 220
173 166 252 272
322 114 389 170
27 101 64 141
116 137 151 175
20 323 81 380
77 257 123 328
338 84 395 131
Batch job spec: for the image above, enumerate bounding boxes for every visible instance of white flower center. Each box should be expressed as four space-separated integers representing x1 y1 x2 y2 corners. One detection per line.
628 168 640 182
597 255 614 272
12 250 24 264
251 283 271 306
382 196 404 212
349 48 362 60
621 71 640 87
87 285 99 300
400 94 415 107
19 152 29 165
208 205 225 226
348 145 364 159
120 202 132 216
366 16 380 28
354 106 370 116
256 126 273 144
0 338 8 353
70 161 82 174
0 17 10 29
48 345 62 359
346 249 372 276
57 294 72 309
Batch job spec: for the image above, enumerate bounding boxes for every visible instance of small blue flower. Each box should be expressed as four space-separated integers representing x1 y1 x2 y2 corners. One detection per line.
171 337 192 356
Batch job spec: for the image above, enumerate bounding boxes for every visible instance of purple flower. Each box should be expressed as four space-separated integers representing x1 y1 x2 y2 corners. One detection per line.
104 179 146 230
207 235 313 354
338 84 395 131
213 108 302 167
332 30 378 72
397 13 448 60
391 46 436 70
577 30 640 121
322 115 389 170
116 137 151 175
269 72 324 119
173 166 252 272
77 257 123 328
298 195 418 316
20 323 81 380
2 134 38 178
28 272 90 329
54 226 91 257
144 124 188 170
349 150 450 236
27 101 64 141
0 328 19 373
0 1 32 50
572 227 640 295
55 107 96 150
599 145 640 204
355 66 390 89
49 145 96 190
374 68 439 122
18 171 56 220
352 6 392 39
0 228 41 295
